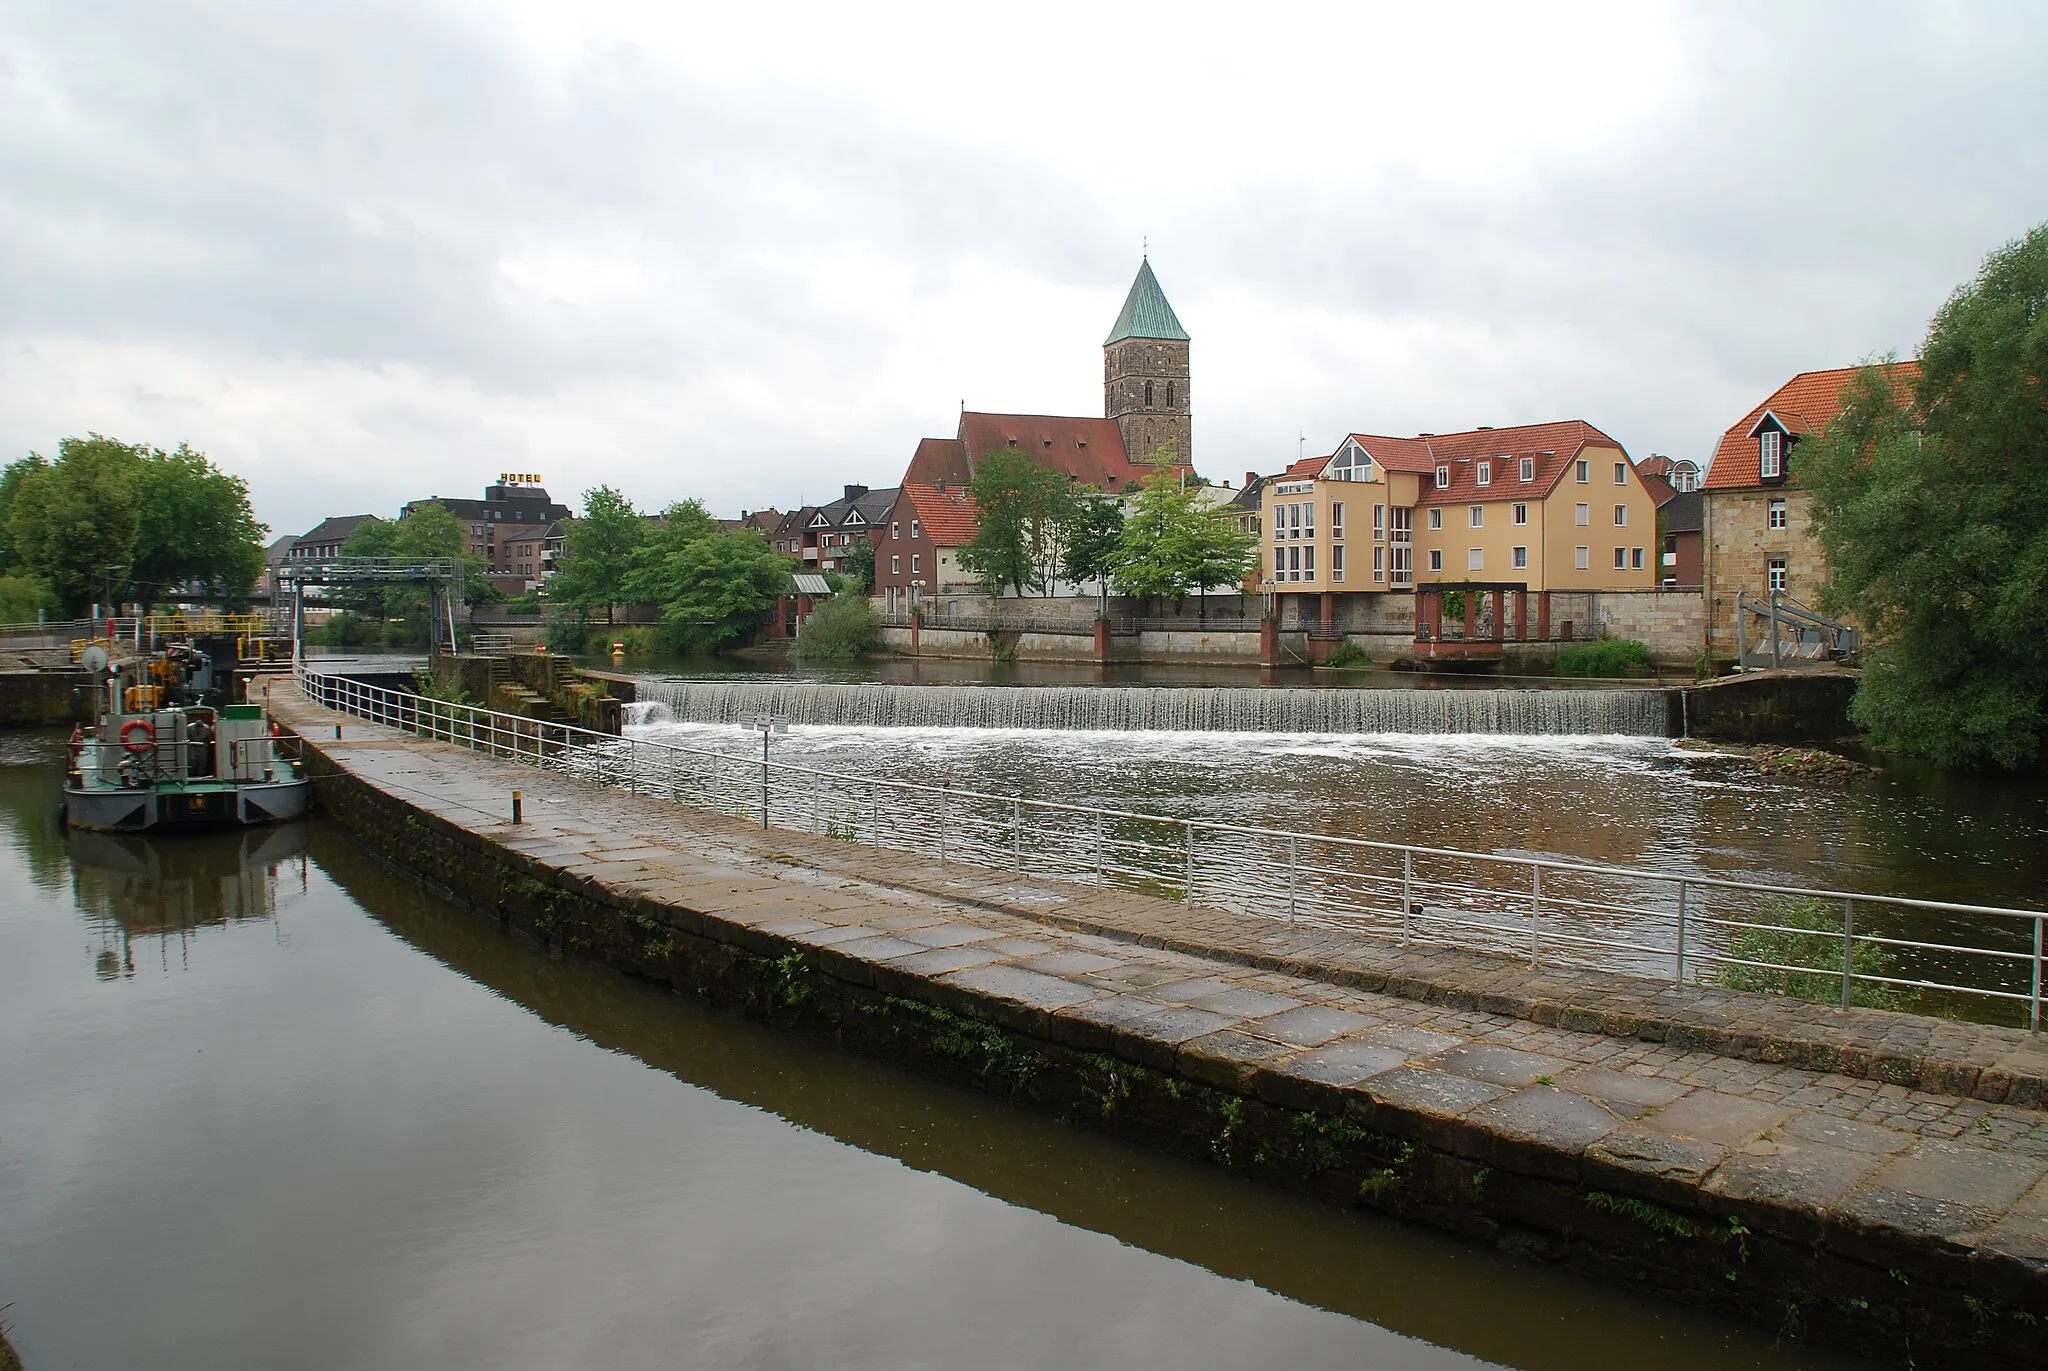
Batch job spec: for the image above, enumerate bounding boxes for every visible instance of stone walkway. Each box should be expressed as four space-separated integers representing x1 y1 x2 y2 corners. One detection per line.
274 684 2048 1293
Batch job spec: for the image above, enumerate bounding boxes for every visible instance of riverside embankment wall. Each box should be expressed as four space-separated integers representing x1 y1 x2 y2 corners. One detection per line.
276 690 2047 1369
0 671 92 726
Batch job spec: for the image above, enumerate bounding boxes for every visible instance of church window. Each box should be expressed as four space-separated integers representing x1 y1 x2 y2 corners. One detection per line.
1166 382 1176 406
1145 381 1154 407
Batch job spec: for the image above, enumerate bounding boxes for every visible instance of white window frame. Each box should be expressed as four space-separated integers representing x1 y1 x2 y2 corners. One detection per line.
1512 545 1528 570
911 519 922 539
1373 546 1385 582
1435 464 1451 487
891 521 900 540
1467 548 1484 572
1574 545 1590 571
1330 501 1344 538
1428 548 1444 572
1631 547 1645 570
1575 459 1589 483
1476 461 1491 487
1614 504 1628 527
1768 557 1788 592
1332 544 1345 581
1613 547 1627 570
1512 502 1528 526
1428 508 1443 531
1469 505 1484 528
1372 504 1385 540
1575 503 1590 527
891 554 901 574
911 553 921 573
1614 462 1627 485
1519 457 1534 483
1760 430 1782 479
1768 497 1788 530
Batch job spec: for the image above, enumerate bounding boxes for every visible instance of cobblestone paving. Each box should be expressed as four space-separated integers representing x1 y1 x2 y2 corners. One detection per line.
275 685 2048 1280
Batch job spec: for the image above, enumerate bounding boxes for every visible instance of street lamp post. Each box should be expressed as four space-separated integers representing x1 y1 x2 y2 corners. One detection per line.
749 713 789 828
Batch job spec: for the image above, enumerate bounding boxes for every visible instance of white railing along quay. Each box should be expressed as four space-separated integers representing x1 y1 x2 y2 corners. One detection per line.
291 664 2048 1032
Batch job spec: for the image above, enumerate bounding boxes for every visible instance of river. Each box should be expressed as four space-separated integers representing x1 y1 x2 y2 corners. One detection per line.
0 730 1868 1370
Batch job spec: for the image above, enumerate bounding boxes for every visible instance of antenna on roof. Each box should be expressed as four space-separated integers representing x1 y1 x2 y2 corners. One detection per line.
1299 431 1305 461
1142 235 1148 259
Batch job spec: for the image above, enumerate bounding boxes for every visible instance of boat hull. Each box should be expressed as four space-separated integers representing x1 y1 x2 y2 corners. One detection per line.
62 778 312 833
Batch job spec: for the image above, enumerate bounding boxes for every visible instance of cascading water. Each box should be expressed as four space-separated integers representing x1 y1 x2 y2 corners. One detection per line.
637 680 1673 736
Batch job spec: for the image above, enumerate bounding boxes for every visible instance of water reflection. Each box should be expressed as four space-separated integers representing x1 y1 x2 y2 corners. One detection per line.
0 737 1867 1371
67 823 308 979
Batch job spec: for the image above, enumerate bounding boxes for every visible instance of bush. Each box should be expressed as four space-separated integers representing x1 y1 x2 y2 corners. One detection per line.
1553 636 1651 677
0 573 57 624
1716 898 1918 1011
1326 640 1372 669
791 593 882 660
544 607 593 655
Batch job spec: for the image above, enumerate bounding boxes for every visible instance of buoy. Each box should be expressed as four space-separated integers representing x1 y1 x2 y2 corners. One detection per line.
119 718 154 753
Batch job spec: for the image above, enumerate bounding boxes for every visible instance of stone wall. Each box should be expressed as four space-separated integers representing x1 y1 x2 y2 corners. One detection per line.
282 715 2048 1370
1681 668 1859 744
0 670 93 726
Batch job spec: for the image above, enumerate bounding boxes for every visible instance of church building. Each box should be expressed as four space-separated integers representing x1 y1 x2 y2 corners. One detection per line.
874 259 1194 606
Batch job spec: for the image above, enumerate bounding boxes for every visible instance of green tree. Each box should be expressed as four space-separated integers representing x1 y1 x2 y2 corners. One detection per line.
6 436 143 615
129 444 267 614
1107 457 1249 608
0 573 57 623
959 450 1077 597
1060 490 1124 589
0 454 51 575
1803 224 2048 768
549 485 644 625
621 499 722 603
636 529 791 652
839 536 876 592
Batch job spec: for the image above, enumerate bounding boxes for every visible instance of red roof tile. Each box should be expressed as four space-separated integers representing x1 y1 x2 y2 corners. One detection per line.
1703 362 1920 490
903 437 970 487
901 483 979 546
1306 421 1628 505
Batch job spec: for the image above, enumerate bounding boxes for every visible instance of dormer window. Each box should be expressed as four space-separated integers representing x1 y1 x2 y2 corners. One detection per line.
1476 461 1491 487
1760 430 1782 479
1519 457 1534 482
1435 464 1451 488
1329 440 1372 483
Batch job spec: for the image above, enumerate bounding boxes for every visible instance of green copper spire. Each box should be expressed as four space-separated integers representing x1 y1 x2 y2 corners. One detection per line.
1104 258 1189 344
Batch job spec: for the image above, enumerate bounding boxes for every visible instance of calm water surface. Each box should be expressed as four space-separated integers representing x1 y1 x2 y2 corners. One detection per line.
0 730 1873 1371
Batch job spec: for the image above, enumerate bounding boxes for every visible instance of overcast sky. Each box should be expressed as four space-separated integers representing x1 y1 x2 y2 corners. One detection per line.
4 1 2045 539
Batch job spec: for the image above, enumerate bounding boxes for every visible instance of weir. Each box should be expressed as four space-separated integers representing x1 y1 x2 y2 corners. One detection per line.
639 679 1674 735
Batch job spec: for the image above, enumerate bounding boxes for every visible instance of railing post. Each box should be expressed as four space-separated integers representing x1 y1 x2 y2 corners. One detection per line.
1401 848 1412 942
938 788 948 864
1183 819 1194 903
760 728 770 830
1287 834 1298 925
1675 880 1689 984
1095 814 1105 889
1013 799 1023 873
1530 863 1542 964
1841 896 1856 1010
2032 916 2042 1037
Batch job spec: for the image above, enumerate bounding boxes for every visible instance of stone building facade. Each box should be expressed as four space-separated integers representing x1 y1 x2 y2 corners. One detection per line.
1699 362 1918 657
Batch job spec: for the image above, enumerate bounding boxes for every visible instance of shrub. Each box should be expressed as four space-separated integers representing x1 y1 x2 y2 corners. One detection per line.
1553 636 1651 677
1326 640 1372 669
1716 898 1918 1011
0 573 58 624
791 593 882 660
544 607 593 655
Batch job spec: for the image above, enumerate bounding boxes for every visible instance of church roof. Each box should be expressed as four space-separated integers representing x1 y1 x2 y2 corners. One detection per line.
1104 259 1189 344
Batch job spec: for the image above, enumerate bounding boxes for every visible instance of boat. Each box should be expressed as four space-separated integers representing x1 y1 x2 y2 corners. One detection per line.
63 639 310 833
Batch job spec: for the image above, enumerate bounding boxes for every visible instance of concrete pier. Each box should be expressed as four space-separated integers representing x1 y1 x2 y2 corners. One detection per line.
266 680 2048 1367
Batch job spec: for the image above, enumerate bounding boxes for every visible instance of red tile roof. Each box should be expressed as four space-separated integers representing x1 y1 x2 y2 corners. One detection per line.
1704 362 1920 490
1301 421 1628 505
901 483 979 546
957 411 1175 490
903 437 970 487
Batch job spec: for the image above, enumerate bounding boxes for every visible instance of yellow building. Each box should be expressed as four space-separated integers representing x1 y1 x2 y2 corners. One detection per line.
1259 420 1659 639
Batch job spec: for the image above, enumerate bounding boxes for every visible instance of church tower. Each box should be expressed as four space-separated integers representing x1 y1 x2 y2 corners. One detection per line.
1103 258 1191 466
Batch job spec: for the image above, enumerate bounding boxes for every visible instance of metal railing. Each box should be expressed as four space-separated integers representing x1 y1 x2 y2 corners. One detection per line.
292 664 2048 1031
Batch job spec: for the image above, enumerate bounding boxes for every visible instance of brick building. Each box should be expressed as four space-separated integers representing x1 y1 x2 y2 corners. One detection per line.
402 476 574 591
1700 362 1919 656
872 483 979 613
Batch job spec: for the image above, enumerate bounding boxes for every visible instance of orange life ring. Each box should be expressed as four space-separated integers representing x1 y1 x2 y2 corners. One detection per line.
120 719 155 753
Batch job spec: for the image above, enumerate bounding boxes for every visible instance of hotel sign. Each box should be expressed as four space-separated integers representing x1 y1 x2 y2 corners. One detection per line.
499 472 543 486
